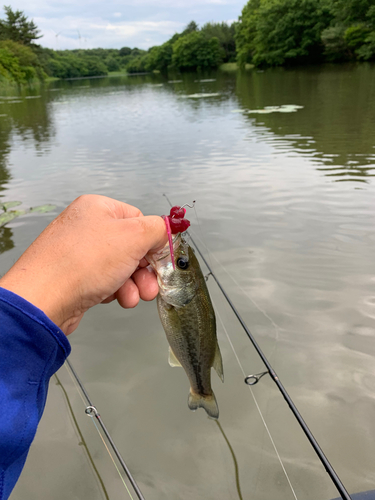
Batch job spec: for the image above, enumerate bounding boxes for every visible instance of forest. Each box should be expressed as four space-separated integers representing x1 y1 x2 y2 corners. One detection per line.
0 0 374 84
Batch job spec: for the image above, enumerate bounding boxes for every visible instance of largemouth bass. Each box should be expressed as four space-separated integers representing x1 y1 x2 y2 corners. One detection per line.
146 233 224 419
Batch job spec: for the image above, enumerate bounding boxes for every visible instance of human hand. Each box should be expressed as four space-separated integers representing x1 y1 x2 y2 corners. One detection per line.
0 195 167 335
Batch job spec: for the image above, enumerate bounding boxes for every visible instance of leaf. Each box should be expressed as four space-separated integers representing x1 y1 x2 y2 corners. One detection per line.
28 204 56 213
0 210 26 227
183 93 220 98
1 201 22 211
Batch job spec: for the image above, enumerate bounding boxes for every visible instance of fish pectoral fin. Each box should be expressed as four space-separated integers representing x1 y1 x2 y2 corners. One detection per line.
213 343 224 382
168 347 182 368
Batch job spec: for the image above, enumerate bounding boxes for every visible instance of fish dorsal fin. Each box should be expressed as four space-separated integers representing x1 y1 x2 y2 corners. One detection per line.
168 347 182 367
213 343 224 382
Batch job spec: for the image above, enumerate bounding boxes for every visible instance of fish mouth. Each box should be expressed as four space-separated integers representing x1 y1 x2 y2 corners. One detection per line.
146 233 181 266
156 233 181 261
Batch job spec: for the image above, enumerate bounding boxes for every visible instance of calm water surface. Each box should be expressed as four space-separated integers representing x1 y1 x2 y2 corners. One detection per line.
2 64 375 500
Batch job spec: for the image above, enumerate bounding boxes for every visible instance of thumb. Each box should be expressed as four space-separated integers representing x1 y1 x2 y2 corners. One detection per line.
119 215 168 260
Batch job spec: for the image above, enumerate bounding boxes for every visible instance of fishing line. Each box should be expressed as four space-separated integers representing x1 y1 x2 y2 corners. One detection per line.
189 227 280 357
191 203 215 272
214 419 244 500
168 194 297 496
54 373 110 500
169 194 279 353
64 363 136 500
214 306 298 500
163 193 352 500
90 415 135 500
64 359 146 500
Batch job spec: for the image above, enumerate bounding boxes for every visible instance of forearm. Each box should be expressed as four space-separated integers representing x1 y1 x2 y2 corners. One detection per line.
0 288 70 500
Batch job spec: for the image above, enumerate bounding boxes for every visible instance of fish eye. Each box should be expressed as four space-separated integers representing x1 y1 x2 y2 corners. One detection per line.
177 257 189 270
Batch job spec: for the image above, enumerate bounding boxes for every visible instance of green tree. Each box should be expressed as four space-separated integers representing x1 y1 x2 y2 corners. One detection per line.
236 0 332 67
126 54 149 73
235 0 261 67
172 31 223 70
131 47 144 57
327 0 374 25
0 45 23 81
344 24 371 50
119 46 132 56
322 0 375 61
201 22 237 62
0 6 41 45
0 40 43 82
182 21 198 35
41 49 108 79
144 34 180 72
84 57 107 76
104 55 120 71
356 31 375 59
321 26 348 61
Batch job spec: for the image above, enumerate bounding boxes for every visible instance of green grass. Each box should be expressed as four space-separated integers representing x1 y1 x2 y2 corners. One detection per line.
108 70 128 77
219 62 254 71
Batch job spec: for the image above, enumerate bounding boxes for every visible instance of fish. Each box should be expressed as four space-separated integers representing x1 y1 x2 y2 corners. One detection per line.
146 233 224 419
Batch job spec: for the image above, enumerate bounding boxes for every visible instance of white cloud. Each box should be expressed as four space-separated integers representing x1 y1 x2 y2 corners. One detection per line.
5 0 244 49
35 16 184 50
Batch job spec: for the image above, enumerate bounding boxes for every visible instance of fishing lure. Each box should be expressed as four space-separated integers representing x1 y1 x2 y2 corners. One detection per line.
162 205 191 270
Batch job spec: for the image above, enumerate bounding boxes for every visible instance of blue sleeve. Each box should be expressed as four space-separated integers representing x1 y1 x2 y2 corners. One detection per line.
0 287 71 500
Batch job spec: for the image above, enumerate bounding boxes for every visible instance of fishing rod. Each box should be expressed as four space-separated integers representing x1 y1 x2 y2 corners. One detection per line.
163 193 352 500
65 359 146 500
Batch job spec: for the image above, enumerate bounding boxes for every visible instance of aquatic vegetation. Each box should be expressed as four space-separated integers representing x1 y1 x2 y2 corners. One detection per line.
0 201 56 227
28 204 57 213
1 201 22 210
183 92 220 98
232 104 304 114
0 210 26 227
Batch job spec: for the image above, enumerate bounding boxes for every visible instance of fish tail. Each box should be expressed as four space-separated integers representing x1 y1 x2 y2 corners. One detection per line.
188 390 219 419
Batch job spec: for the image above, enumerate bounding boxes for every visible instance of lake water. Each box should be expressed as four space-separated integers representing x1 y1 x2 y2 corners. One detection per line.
2 63 375 500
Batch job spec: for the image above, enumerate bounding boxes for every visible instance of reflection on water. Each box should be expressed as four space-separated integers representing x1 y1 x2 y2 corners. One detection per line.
235 64 375 182
215 419 244 500
2 64 375 500
0 226 14 254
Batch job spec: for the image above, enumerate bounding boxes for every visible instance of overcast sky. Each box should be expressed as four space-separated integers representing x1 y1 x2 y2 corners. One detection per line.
6 0 244 51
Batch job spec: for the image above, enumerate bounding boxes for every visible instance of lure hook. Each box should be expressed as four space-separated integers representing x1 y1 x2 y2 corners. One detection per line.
181 200 196 210
244 371 269 386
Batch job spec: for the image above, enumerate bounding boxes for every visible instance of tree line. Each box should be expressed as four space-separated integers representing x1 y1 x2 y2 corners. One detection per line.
125 20 236 73
0 1 374 85
236 0 375 67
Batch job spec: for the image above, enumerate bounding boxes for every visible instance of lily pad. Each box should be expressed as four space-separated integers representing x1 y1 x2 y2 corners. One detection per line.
1 201 22 211
232 104 304 115
29 204 56 213
246 104 303 114
0 210 26 227
183 93 220 99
